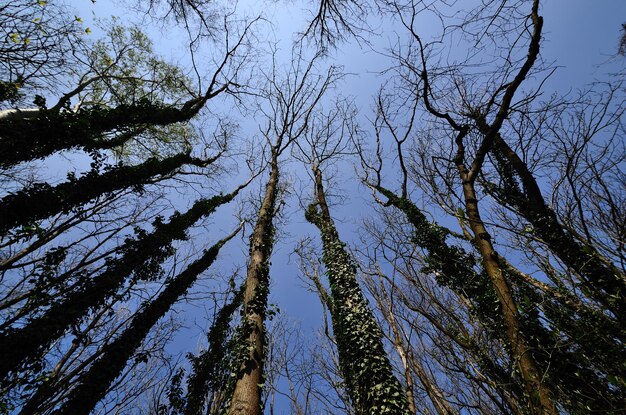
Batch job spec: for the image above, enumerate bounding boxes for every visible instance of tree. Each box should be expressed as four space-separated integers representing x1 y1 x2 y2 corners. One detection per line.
0 149 224 235
357 0 626 413
0 6 260 409
179 279 246 415
290 101 411 414
2 0 625 413
305 165 411 415
226 45 341 415
41 224 242 415
0 181 251 383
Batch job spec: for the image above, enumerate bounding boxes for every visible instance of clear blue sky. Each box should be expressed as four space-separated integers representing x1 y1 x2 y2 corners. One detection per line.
58 0 626 412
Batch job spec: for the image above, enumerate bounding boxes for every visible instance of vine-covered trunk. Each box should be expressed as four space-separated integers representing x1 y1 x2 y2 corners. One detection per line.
0 98 205 167
0 152 213 235
306 166 411 415
491 133 626 318
48 229 237 415
183 283 245 415
460 179 557 415
21 227 238 415
374 184 624 412
227 155 279 415
0 192 237 382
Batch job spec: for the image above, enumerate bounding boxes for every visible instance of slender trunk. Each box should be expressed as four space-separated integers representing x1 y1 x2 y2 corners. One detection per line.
377 282 454 415
383 302 418 414
460 178 557 415
0 152 215 235
0 192 238 382
307 166 411 415
228 155 280 415
41 227 239 415
15 304 110 415
372 185 528 413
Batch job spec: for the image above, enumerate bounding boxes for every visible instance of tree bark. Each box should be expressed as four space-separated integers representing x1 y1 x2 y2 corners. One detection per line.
228 155 279 415
460 176 557 415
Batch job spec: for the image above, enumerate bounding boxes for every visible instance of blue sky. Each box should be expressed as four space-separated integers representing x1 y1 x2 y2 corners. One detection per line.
23 0 626 412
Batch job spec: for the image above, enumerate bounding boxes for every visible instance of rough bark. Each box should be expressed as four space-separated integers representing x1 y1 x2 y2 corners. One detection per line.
227 156 279 415
459 176 557 415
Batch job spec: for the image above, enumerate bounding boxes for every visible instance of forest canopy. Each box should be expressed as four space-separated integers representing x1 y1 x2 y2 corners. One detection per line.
0 0 625 414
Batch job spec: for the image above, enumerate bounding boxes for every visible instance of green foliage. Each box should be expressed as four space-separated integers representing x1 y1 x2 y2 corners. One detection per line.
0 79 23 103
0 193 235 381
0 98 201 167
378 185 626 414
85 23 190 107
0 151 202 235
81 23 196 159
307 201 411 415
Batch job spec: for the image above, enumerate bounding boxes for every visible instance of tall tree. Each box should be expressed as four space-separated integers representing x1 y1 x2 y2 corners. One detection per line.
227 46 341 415
385 1 557 413
292 102 411 414
0 150 223 235
26 224 243 415
305 164 411 415
360 0 626 412
181 281 246 415
0 183 248 382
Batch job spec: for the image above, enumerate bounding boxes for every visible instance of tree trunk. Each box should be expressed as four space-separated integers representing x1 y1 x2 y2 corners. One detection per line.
460 178 557 415
491 133 626 318
38 228 238 415
0 98 204 167
184 283 245 415
307 166 411 415
0 152 215 235
228 155 279 415
0 192 237 382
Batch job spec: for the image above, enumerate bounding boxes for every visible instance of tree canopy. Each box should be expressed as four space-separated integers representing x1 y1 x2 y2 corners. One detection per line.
1 0 624 414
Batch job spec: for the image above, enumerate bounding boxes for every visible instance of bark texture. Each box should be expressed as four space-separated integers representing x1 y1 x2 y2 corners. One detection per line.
459 177 557 415
227 156 279 415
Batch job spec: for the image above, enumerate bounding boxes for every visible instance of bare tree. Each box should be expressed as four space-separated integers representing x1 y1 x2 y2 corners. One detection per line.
227 45 341 415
